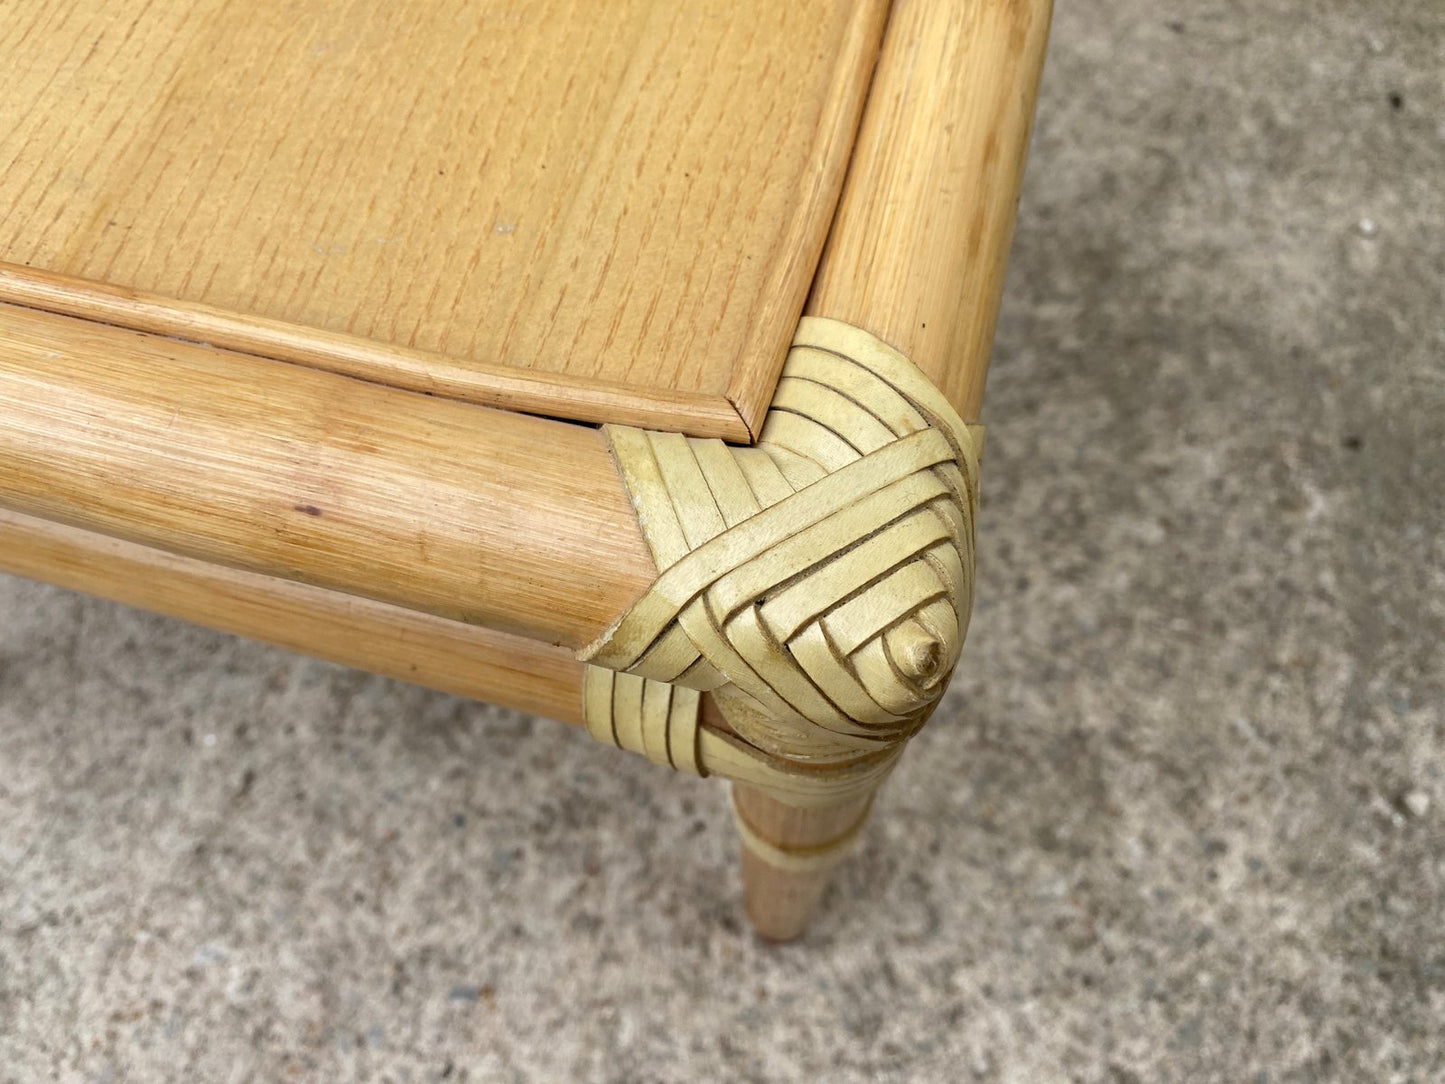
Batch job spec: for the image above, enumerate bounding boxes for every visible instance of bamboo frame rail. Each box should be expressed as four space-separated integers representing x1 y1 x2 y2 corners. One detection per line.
810 0 1054 420
0 265 751 440
0 301 655 650
0 507 590 724
0 506 764 754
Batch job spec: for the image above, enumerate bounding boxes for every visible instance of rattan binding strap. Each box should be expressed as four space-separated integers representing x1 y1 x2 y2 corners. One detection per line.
580 317 980 806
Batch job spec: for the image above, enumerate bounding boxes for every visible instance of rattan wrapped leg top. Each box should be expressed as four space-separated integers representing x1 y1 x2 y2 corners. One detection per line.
582 667 703 776
580 317 980 807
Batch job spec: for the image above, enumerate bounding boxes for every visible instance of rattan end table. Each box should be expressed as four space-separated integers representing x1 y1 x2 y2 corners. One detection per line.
0 0 1051 939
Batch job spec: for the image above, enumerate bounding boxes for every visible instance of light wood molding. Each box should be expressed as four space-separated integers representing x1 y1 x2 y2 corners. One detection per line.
0 505 887 812
0 0 891 440
0 265 751 440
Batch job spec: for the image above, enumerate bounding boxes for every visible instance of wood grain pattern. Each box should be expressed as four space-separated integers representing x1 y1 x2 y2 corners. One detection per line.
0 0 889 440
0 505 740 737
733 784 875 941
0 266 750 439
0 507 589 725
808 0 1054 422
0 302 656 649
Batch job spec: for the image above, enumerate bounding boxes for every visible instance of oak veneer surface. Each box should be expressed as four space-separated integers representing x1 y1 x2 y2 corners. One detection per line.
0 0 888 440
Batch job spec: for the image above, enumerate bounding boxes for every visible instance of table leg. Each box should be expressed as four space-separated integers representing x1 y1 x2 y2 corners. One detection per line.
732 782 877 941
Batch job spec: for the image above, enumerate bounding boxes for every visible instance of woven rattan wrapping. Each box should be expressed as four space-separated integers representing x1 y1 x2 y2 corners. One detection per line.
580 317 980 804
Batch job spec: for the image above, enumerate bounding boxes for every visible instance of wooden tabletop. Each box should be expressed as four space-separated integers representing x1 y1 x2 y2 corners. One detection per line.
0 0 1054 683
1 0 889 440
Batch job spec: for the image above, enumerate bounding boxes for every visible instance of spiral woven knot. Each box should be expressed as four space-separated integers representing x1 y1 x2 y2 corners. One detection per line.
581 317 979 775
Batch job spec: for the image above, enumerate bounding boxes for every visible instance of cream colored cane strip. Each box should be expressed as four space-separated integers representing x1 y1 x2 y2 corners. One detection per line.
696 727 900 808
730 789 874 874
581 667 704 776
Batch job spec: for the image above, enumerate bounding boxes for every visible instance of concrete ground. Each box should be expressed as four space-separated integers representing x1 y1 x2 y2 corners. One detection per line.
2 1 1443 1080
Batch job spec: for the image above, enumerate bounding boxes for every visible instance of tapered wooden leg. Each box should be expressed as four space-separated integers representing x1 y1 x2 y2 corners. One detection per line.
732 783 877 941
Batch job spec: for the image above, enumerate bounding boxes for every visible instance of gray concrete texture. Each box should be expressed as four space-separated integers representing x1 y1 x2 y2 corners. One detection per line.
2 1 1443 1080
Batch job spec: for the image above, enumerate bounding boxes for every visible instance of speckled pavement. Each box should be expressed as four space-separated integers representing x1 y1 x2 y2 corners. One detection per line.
2 2 1443 1081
